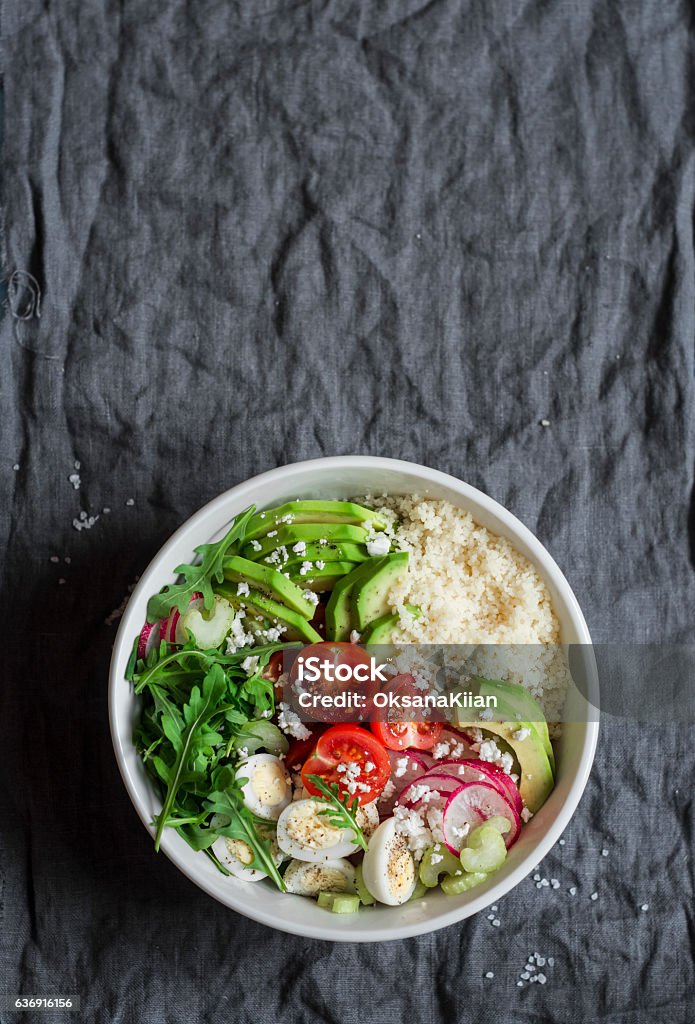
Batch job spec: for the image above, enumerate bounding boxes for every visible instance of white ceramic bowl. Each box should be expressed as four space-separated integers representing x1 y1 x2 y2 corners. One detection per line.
109 456 598 941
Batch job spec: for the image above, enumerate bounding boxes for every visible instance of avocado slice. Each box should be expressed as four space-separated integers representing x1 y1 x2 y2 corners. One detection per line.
215 585 322 644
280 541 369 570
241 524 369 561
222 555 315 618
244 500 388 541
361 606 421 644
325 558 385 641
457 718 554 814
352 552 409 630
476 678 554 772
288 561 359 592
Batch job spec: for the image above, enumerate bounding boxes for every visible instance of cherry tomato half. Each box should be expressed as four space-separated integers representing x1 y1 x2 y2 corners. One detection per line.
288 641 377 723
369 673 444 750
301 724 391 804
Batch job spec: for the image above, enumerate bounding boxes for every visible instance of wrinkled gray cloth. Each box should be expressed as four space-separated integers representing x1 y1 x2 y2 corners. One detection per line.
2 2 694 1022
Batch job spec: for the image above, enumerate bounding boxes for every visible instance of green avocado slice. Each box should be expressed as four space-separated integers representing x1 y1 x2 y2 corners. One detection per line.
287 561 359 593
325 558 385 641
476 678 554 772
279 542 369 570
215 585 322 644
221 555 315 619
457 718 554 814
360 605 421 644
241 524 369 561
244 500 388 541
352 552 409 630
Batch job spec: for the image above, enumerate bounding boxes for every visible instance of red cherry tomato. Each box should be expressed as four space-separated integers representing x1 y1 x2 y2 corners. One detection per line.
301 724 391 804
368 672 444 750
288 641 377 723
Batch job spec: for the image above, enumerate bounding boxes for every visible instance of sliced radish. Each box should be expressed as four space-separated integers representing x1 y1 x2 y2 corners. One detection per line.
442 782 520 854
137 621 160 660
378 750 432 817
159 611 180 644
426 759 523 816
396 773 467 811
158 592 204 646
431 727 477 760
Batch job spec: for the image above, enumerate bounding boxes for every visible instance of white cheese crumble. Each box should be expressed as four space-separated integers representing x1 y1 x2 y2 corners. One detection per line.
365 533 390 557
303 590 319 606
513 727 531 742
241 656 259 676
249 539 262 551
292 541 306 555
237 582 250 596
277 702 311 740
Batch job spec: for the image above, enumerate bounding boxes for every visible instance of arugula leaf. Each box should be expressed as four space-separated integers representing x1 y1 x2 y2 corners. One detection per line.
304 774 368 851
146 505 256 622
153 664 227 850
228 719 288 758
204 770 286 891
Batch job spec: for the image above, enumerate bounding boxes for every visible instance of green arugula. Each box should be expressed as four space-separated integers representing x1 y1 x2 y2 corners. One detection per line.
204 767 286 891
305 774 368 851
153 664 227 850
146 505 256 622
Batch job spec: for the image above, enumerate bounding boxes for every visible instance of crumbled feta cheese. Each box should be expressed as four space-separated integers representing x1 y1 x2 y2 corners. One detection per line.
430 853 443 865
350 630 362 643
277 702 311 740
249 539 262 552
241 656 259 676
366 533 390 557
521 807 533 823
478 738 514 775
315 560 326 570
479 708 494 721
299 561 313 576
267 530 277 538
513 727 531 742
292 541 306 555
394 756 410 777
303 590 319 606
237 582 250 596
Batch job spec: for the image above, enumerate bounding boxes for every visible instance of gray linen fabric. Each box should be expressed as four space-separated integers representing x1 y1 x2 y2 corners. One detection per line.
1 2 694 1021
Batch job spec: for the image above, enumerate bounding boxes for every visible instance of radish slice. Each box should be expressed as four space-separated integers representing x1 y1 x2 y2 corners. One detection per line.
426 759 523 816
396 773 467 810
378 750 432 818
442 782 521 854
158 592 204 646
137 621 160 660
431 727 477 760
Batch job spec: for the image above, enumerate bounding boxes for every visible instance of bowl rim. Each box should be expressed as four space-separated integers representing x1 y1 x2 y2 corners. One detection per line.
108 455 598 941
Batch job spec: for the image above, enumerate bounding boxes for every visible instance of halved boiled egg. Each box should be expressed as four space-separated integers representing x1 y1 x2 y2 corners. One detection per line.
283 858 356 896
235 754 292 820
361 817 417 905
210 817 285 882
276 798 359 863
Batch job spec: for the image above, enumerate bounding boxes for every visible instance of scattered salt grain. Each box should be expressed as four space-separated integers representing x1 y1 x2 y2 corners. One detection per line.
569 887 577 896
68 473 81 489
50 555 60 563
641 904 649 912
491 919 500 927
103 507 111 514
540 419 550 427
12 464 19 471
559 839 565 846
550 879 560 889
58 578 66 585
73 512 99 532
601 848 609 857
590 892 598 901
125 498 135 507
485 971 494 979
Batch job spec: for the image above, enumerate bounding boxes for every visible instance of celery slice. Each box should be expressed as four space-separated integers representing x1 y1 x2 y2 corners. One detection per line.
355 864 376 906
331 894 361 914
419 845 461 888
441 871 487 895
460 824 507 873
